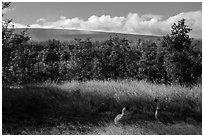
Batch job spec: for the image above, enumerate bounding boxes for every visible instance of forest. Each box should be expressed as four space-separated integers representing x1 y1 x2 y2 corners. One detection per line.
2 18 202 87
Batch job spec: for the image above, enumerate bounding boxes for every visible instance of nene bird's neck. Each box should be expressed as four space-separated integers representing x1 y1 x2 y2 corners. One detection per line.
155 106 160 113
155 104 161 113
155 106 160 118
121 107 126 115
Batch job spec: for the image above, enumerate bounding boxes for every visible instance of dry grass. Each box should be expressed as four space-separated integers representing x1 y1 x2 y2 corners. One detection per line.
2 80 202 134
3 120 201 135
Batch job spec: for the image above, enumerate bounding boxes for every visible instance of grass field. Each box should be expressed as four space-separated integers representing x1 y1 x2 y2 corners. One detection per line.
2 80 202 135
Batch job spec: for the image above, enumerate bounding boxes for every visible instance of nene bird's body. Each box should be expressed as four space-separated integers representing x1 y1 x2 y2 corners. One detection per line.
114 107 126 125
114 107 132 125
154 99 174 125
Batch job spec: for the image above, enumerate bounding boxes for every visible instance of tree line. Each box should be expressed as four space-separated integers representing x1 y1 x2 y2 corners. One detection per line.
2 3 202 86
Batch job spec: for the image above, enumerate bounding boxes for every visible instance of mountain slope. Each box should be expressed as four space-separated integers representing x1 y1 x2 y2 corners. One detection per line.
15 28 161 42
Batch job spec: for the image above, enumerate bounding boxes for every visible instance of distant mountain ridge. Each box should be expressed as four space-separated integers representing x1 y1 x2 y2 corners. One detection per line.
15 28 161 42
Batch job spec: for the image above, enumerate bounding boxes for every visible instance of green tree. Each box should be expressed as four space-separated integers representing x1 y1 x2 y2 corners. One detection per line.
161 19 200 85
138 40 160 82
2 2 30 85
44 39 61 82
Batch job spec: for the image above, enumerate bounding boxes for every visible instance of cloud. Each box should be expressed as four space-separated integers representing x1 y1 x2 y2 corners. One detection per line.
82 15 126 32
59 16 66 20
141 14 163 21
122 11 201 37
36 18 46 23
168 11 202 38
12 22 27 28
12 11 202 38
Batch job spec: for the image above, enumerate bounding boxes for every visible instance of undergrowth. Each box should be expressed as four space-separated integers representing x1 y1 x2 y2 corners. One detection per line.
2 80 202 134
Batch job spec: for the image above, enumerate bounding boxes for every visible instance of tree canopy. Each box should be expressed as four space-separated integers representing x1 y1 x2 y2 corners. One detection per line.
2 3 202 86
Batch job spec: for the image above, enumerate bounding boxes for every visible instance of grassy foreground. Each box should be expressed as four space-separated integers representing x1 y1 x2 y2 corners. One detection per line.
2 80 202 134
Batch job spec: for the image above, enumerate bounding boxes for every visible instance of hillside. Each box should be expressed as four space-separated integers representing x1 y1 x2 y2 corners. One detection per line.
15 28 161 42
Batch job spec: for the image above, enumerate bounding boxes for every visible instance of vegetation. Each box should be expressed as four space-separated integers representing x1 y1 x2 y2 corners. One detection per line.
2 80 202 134
2 19 202 86
2 2 30 85
2 2 202 135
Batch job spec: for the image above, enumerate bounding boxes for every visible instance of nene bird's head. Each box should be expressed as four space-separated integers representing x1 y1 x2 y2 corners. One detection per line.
154 98 161 110
122 106 132 116
121 107 126 114
154 98 159 103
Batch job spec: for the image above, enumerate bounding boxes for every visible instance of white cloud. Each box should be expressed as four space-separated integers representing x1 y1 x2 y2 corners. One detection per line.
36 18 46 23
141 14 163 21
83 15 126 31
12 22 27 28
60 16 66 20
12 11 202 38
162 11 202 36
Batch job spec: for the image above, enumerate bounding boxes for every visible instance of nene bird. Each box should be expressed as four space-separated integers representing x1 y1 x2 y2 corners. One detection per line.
154 99 174 125
114 106 132 125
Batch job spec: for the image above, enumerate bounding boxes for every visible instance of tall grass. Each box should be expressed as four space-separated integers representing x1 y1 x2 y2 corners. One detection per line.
2 80 202 134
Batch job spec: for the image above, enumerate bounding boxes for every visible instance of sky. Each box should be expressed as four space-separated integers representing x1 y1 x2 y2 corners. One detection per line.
3 2 202 38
